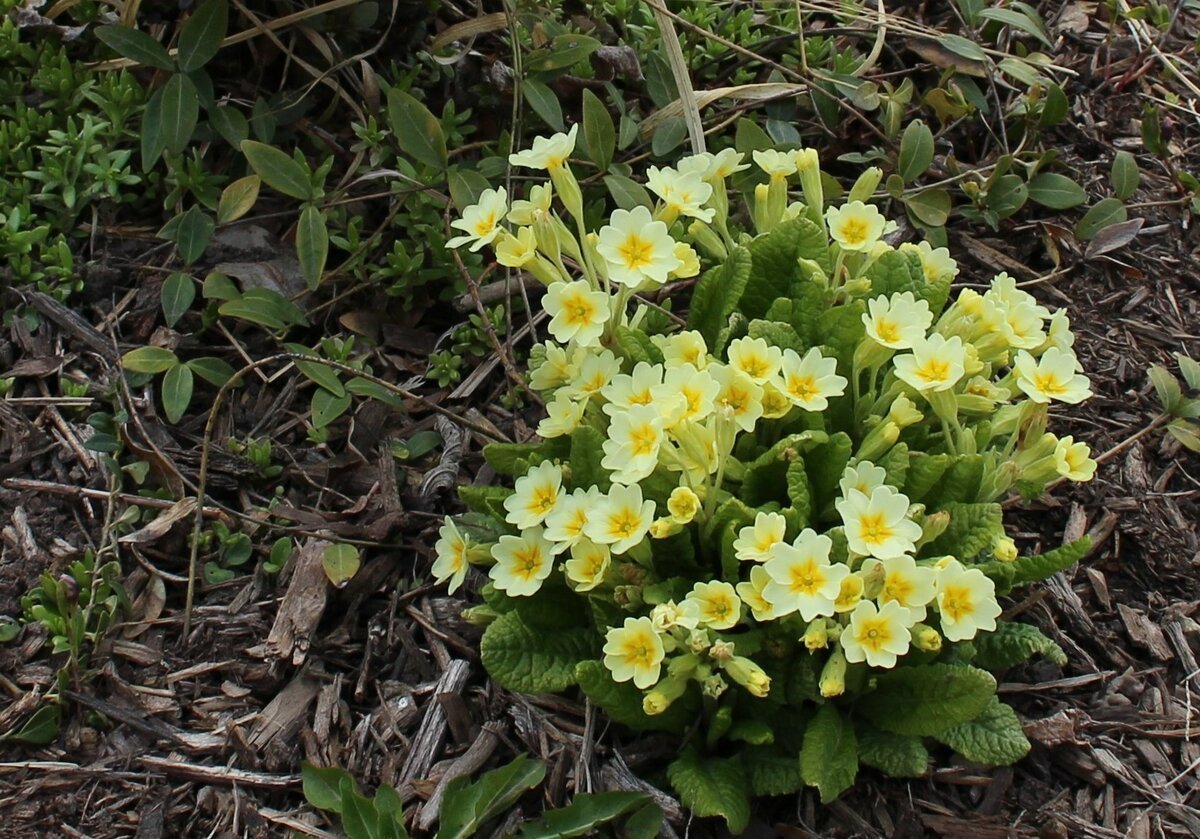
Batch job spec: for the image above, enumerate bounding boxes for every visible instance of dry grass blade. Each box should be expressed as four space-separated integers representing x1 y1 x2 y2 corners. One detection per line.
643 0 704 154
639 82 809 139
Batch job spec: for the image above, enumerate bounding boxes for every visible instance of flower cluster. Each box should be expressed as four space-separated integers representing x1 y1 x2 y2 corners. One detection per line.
434 129 1095 720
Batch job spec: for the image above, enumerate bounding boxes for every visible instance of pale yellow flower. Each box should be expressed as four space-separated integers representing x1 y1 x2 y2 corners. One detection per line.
736 565 778 622
1014 347 1092 404
826 200 887 252
584 483 656 554
863 555 936 621
893 334 967 393
432 516 470 593
762 529 847 620
727 336 783 384
840 599 912 668
653 330 709 369
502 460 563 529
543 487 601 551
446 187 508 251
710 363 764 433
661 363 718 426
564 349 621 400
646 165 715 222
495 226 538 268
564 538 610 591
544 279 610 347
681 580 742 630
752 148 798 180
529 342 580 392
666 486 702 524
536 391 585 438
732 511 788 563
778 347 847 411
862 292 933 350
934 559 1002 642
1054 435 1096 482
603 616 665 688
489 527 555 596
596 206 682 288
602 404 665 484
899 240 957 283
508 125 578 171
507 183 553 225
836 486 922 559
839 460 888 499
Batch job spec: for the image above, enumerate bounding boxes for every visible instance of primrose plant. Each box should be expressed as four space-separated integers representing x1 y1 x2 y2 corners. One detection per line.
435 126 1096 829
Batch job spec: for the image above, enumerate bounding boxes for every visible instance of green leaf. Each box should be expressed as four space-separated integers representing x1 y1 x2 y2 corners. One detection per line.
1111 151 1141 200
1075 197 1128 241
569 425 610 492
986 174 1027 219
858 726 929 777
483 442 548 476
386 88 447 170
937 696 1031 765
898 120 935 183
575 660 694 733
210 104 249 148
340 777 379 839
161 362 194 423
613 325 663 367
122 346 179 374
1005 536 1091 586
581 88 615 172
6 704 60 744
322 543 360 587
941 33 989 61
302 762 350 813
187 357 237 387
311 387 351 428
161 272 195 328
177 0 228 72
458 484 512 520
95 25 174 71
604 174 653 210
740 216 833 321
523 78 565 133
905 188 951 227
525 33 600 72
217 175 260 224
296 204 329 289
1027 173 1087 209
160 73 200 154
141 86 166 171
857 664 996 736
924 502 1004 561
1149 364 1183 413
978 7 1052 46
973 621 1067 670
1177 353 1200 391
439 756 547 839
218 288 307 330
171 205 214 265
1167 420 1200 453
746 746 805 796
651 117 687 157
687 247 752 350
667 749 750 834
519 792 652 838
481 611 594 693
1040 83 1068 126
865 248 949 314
448 168 493 212
800 703 858 803
241 140 313 201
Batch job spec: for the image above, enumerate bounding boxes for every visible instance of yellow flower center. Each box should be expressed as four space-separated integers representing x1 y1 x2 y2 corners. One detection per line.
1032 372 1066 395
630 388 654 406
741 357 767 379
883 574 913 605
859 513 894 546
940 585 974 622
858 618 892 651
915 358 951 384
875 319 901 344
473 211 497 236
787 376 817 401
567 297 596 325
532 486 557 514
609 509 640 538
720 387 748 413
788 563 823 596
618 235 654 270
629 424 658 457
515 547 544 580
839 217 869 246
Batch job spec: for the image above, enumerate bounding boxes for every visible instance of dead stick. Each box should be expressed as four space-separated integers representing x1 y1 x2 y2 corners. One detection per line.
399 659 471 789
416 722 504 831
2 478 227 519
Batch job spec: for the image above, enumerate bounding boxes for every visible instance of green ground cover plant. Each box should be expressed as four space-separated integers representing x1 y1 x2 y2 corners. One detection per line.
433 130 1097 829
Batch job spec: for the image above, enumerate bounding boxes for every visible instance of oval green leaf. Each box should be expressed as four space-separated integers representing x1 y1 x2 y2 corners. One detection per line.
310 388 351 428
161 272 195 328
177 0 228 73
296 204 328 289
95 25 174 71
522 78 565 133
160 73 200 155
321 543 360 587
217 175 260 224
905 188 952 227
898 120 935 183
582 88 615 172
187 356 238 387
173 206 215 265
1027 172 1087 209
210 105 249 148
1075 196 1128 241
161 362 194 423
1111 150 1140 200
122 346 180 374
386 88 447 170
240 140 313 201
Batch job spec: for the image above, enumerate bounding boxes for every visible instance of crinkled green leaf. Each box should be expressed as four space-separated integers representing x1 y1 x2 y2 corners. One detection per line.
857 664 996 736
741 431 828 507
800 703 858 803
786 459 813 527
864 248 950 317
924 501 1004 561
923 453 987 507
457 484 511 521
569 425 610 492
687 246 752 351
746 746 805 796
937 696 1031 765
972 620 1067 670
614 325 663 367
481 611 594 694
483 442 545 477
857 726 929 778
747 319 804 352
904 452 952 502
1006 536 1091 586
740 217 831 320
575 660 694 733
666 749 750 834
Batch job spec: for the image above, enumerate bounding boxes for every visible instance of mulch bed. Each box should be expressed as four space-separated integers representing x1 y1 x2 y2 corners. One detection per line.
3 8 1200 839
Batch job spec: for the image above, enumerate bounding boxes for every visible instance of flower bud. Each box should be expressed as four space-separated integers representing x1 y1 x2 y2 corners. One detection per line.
612 584 643 609
708 639 736 663
887 394 923 428
910 623 943 653
753 183 772 233
649 518 682 539
642 672 689 715
549 165 584 226
857 420 900 462
915 510 950 547
461 605 500 626
819 646 848 698
687 220 727 259
993 535 1019 563
848 166 883 203
667 486 702 524
803 618 829 650
701 673 728 699
724 655 771 698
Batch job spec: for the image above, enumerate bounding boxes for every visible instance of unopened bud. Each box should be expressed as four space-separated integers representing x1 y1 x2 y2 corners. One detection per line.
724 655 771 698
834 573 864 613
994 535 1019 563
803 618 829 650
848 166 883 203
819 646 848 698
911 623 943 653
687 220 727 260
